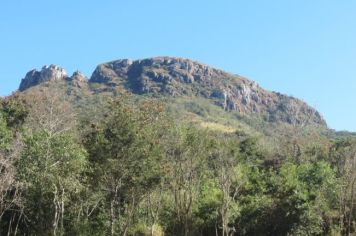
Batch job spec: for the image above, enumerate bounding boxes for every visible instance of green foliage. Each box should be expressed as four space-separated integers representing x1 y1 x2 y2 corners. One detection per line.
0 115 12 150
17 131 87 235
273 161 338 235
0 96 28 150
0 95 354 235
83 98 165 235
0 95 28 130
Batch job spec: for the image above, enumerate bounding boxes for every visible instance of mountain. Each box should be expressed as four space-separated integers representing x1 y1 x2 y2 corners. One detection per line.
18 57 326 130
8 60 356 236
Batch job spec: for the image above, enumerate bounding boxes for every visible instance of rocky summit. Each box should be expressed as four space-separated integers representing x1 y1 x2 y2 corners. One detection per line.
18 57 326 127
19 65 68 91
19 65 88 91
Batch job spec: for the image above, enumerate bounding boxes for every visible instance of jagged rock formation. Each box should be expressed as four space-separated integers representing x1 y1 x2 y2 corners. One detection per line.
90 57 325 126
70 71 88 88
19 65 68 91
18 57 326 126
19 65 88 91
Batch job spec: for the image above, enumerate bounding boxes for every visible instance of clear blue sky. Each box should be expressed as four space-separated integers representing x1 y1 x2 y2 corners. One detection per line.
1 0 356 131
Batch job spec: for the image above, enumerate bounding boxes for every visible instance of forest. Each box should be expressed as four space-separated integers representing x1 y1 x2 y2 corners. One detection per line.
0 90 356 236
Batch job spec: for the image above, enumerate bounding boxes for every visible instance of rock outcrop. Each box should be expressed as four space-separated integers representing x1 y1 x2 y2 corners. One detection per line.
17 57 326 126
19 65 68 91
90 57 226 92
19 66 89 91
89 57 326 126
69 71 88 88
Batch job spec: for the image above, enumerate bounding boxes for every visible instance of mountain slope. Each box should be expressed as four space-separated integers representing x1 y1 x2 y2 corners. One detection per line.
18 57 326 129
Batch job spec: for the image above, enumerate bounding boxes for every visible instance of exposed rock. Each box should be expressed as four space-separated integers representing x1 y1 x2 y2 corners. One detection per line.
71 70 86 81
19 65 68 91
89 57 228 94
88 57 326 126
17 57 326 127
90 59 133 86
69 71 88 88
41 65 67 81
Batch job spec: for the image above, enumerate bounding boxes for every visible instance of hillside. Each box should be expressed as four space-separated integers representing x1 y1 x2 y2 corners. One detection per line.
17 57 327 136
3 57 356 236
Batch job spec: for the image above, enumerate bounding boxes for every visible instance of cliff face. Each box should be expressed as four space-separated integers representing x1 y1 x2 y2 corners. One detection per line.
18 57 326 126
90 57 325 126
19 65 87 91
19 65 68 91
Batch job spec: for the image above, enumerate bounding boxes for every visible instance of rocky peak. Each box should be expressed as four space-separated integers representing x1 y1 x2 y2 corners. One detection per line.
89 57 227 87
40 65 67 81
69 71 88 88
16 57 326 127
19 64 68 91
88 57 326 126
70 70 87 82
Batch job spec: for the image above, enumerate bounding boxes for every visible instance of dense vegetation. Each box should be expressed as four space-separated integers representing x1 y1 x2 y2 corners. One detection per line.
0 90 356 236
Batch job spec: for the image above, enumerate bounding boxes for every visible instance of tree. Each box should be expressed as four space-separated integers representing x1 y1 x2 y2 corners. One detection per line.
84 98 163 236
329 139 356 235
20 88 77 135
17 131 87 236
0 96 27 236
275 160 338 235
162 126 210 236
210 136 243 236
